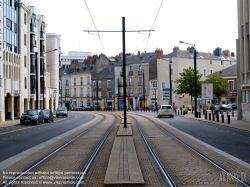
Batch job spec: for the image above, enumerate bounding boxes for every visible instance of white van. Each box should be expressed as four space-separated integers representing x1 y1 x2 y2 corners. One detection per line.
157 105 174 118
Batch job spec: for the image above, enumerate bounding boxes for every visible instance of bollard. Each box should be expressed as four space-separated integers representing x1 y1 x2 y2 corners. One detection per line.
181 109 183 115
199 112 201 118
208 113 211 120
226 111 228 116
178 110 179 115
217 114 219 122
212 114 215 121
221 114 224 123
205 112 207 120
232 110 234 117
227 115 230 124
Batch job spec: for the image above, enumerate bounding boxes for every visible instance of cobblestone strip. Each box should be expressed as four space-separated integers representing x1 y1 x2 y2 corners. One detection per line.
118 139 129 181
130 114 238 186
0 114 114 187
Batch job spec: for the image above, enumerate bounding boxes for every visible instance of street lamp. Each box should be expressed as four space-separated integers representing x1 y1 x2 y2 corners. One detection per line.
42 48 58 109
179 41 197 117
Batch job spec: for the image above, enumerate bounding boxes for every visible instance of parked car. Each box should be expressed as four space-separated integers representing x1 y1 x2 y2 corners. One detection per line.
219 104 228 111
20 109 44 125
157 105 174 118
42 109 54 123
56 107 68 118
230 103 237 110
84 106 94 111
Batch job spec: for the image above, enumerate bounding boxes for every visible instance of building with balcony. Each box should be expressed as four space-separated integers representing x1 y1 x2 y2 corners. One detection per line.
237 0 250 121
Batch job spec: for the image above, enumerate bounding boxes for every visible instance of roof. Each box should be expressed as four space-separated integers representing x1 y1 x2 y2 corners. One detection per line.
218 64 237 77
116 52 156 66
92 68 114 79
163 50 236 61
62 59 97 75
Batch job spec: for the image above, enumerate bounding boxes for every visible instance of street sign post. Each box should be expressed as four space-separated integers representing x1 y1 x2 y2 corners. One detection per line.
162 88 170 100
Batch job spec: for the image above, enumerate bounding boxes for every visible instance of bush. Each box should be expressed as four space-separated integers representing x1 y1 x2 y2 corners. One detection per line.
183 107 189 114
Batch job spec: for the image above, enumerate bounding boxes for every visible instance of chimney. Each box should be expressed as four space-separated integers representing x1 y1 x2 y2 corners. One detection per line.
155 48 163 58
173 46 180 52
231 52 235 57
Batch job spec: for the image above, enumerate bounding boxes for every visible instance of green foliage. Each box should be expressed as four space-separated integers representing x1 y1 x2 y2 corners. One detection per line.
204 73 229 98
174 67 203 97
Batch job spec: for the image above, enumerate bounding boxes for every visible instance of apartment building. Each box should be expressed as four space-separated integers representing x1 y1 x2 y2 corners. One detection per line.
114 49 163 110
0 1 61 122
237 0 250 121
61 58 96 110
157 47 236 110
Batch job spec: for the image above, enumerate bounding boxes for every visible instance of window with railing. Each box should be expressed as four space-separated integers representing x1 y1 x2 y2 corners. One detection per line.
93 81 96 88
107 91 111 99
74 78 76 86
129 88 133 95
87 76 90 85
151 81 157 88
139 88 142 94
80 77 83 85
138 77 142 85
74 88 76 96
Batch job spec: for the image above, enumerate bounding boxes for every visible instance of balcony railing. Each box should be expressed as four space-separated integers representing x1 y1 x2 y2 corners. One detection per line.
74 83 76 86
65 94 70 97
87 93 90 97
129 71 133 76
73 94 77 97
107 85 111 88
120 72 123 77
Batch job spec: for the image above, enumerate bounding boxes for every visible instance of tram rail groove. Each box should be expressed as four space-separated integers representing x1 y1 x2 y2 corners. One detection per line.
2 114 113 187
130 115 177 187
130 114 250 187
72 116 118 187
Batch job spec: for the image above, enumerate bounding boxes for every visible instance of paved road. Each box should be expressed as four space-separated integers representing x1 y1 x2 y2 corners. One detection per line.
0 113 95 162
135 112 250 164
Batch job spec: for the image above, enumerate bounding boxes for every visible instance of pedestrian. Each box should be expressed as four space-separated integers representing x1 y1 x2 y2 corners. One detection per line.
214 103 220 116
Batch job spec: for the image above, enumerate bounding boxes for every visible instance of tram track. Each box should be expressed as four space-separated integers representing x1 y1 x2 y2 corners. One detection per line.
1 113 118 187
129 114 250 187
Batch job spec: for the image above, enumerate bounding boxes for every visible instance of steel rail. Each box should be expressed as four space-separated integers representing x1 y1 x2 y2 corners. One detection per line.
130 116 177 187
134 114 250 187
72 116 118 187
2 115 106 187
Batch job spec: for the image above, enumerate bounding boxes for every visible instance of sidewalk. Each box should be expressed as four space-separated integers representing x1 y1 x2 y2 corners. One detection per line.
183 112 250 132
0 119 20 127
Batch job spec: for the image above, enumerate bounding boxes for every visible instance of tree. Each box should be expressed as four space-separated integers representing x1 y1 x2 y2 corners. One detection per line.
204 72 229 101
174 67 203 110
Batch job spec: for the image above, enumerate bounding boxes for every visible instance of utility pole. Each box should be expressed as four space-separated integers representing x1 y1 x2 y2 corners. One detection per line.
84 17 154 128
143 71 145 112
35 52 39 109
118 77 120 111
97 80 99 111
169 63 172 106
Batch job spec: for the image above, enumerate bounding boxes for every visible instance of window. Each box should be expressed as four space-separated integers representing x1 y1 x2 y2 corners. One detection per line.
152 81 157 88
183 68 186 72
210 70 213 74
80 77 83 85
74 78 76 86
24 56 26 67
228 80 234 90
24 13 27 24
129 88 133 95
221 61 223 65
139 88 142 94
129 66 132 71
107 91 111 99
210 60 212 65
74 88 76 94
24 77 27 89
66 80 69 86
80 87 83 94
107 80 111 88
162 82 165 89
87 76 90 85
93 81 96 88
230 61 232 65
66 89 69 95
138 77 142 85
24 34 26 46
98 80 101 88
14 23 17 33
204 69 206 76
6 19 12 30
134 88 137 94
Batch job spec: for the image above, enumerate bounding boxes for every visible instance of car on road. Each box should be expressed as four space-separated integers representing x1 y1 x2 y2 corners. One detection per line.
157 105 174 118
42 109 54 123
220 104 229 111
56 107 68 118
20 110 44 125
84 106 94 111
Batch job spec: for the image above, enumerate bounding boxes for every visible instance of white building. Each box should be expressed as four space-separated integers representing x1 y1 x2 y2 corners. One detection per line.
157 47 236 110
61 51 91 69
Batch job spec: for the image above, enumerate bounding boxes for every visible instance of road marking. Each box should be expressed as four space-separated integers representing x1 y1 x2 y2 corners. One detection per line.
227 131 229 132
240 135 243 136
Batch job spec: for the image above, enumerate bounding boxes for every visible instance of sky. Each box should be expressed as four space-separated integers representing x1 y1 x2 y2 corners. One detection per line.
24 0 238 57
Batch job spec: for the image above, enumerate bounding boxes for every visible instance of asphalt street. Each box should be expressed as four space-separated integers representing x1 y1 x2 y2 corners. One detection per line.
147 114 250 164
0 113 95 162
